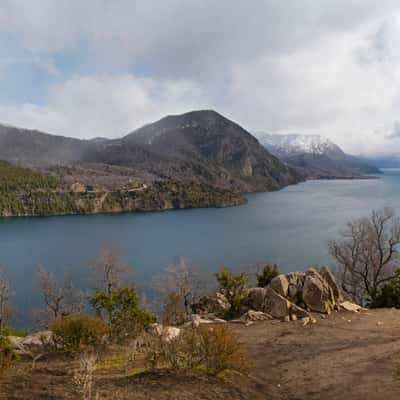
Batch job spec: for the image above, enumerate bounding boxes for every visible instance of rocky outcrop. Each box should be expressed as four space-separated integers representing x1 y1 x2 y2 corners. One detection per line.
191 266 347 324
191 292 231 317
247 266 342 320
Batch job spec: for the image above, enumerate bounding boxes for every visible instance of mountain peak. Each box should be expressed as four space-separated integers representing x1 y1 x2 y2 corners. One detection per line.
256 132 345 159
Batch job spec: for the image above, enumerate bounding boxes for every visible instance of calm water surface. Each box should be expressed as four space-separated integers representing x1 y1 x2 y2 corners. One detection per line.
2 169 400 327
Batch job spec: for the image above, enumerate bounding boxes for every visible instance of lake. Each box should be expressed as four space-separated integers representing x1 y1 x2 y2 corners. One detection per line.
2 169 400 328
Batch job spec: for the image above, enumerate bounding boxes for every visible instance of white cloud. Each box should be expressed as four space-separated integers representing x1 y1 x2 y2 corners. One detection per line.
0 75 207 138
1 1 400 154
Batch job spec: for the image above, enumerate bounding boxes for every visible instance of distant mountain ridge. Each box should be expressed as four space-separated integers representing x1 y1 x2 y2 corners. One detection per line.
257 133 345 159
0 111 301 195
256 132 380 178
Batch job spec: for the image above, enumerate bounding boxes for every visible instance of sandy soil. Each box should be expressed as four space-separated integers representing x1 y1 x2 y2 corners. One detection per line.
2 308 400 399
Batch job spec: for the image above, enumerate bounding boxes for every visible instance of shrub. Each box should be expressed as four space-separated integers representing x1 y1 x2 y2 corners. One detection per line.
193 325 247 375
90 286 156 340
368 269 400 308
0 327 28 337
214 269 246 315
50 314 109 353
145 325 247 376
257 264 280 287
0 335 18 374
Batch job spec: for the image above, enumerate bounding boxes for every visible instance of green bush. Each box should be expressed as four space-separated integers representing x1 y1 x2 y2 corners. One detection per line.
50 315 109 353
214 268 246 315
90 286 156 339
368 270 400 308
0 327 28 337
0 335 18 374
257 264 280 287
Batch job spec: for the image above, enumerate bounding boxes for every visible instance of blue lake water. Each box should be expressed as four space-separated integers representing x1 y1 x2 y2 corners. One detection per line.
2 169 400 328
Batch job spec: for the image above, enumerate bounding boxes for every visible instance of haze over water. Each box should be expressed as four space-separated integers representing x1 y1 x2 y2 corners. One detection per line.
2 169 400 328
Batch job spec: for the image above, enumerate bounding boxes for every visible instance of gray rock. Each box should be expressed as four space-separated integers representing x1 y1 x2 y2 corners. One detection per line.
269 275 289 297
320 266 342 303
8 331 54 355
286 272 305 303
240 310 273 322
246 287 268 311
264 287 292 318
148 323 181 342
302 268 335 313
191 292 231 317
290 303 311 319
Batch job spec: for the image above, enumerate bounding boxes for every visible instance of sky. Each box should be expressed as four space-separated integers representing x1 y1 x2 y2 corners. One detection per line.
1 1 400 155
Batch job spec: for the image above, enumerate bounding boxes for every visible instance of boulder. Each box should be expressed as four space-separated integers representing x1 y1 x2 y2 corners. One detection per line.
340 301 363 313
290 303 312 319
8 331 54 355
286 272 306 303
320 266 342 303
240 310 273 322
264 287 292 318
148 323 181 342
245 287 268 311
302 268 336 313
269 275 289 297
191 292 230 317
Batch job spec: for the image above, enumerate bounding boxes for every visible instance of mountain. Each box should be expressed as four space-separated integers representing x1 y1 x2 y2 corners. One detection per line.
0 123 92 166
123 110 300 192
256 132 380 179
0 111 301 216
257 133 345 160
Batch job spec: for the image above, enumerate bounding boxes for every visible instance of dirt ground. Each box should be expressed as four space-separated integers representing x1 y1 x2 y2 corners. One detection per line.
2 308 400 399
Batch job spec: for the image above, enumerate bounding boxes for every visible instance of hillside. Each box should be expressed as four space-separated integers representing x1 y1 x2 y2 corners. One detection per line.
257 132 380 179
99 110 301 192
0 112 301 196
0 161 244 217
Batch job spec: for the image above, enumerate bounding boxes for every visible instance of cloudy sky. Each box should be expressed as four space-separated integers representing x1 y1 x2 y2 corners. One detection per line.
1 1 400 155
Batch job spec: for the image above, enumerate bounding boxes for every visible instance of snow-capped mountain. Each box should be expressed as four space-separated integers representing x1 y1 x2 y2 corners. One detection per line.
255 132 380 179
256 133 345 159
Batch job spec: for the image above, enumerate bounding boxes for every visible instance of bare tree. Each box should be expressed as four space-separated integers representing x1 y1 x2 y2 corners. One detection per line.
93 245 127 294
329 207 400 303
152 258 204 323
0 269 11 330
37 267 84 323
73 351 98 400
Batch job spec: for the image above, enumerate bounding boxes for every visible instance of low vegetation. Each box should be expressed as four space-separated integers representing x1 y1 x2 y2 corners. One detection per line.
214 269 247 315
256 264 280 287
144 325 247 376
50 315 109 354
0 335 18 374
368 269 400 308
90 286 156 340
